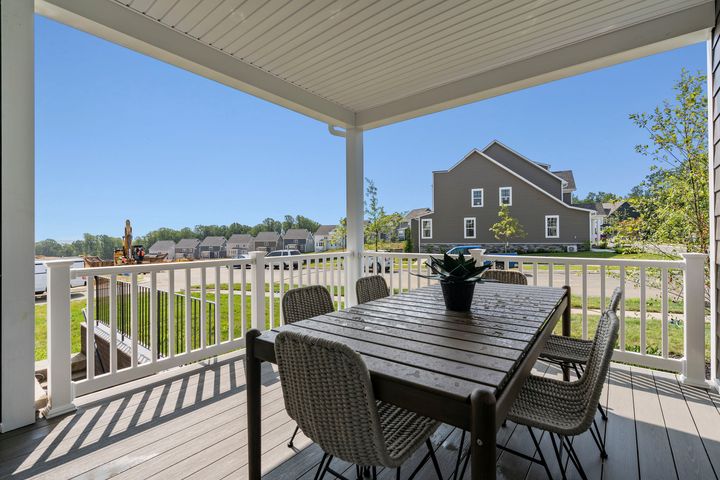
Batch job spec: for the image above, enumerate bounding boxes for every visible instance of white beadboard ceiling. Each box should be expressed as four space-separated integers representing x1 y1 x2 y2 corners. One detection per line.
37 0 713 128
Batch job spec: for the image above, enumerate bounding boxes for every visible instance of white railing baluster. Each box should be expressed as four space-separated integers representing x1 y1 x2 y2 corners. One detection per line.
168 270 175 357
241 267 247 336
398 258 403 293
564 264 570 287
532 262 538 286
150 271 158 363
548 263 553 287
640 266 646 355
269 266 275 328
131 273 139 367
298 258 303 287
662 268 669 359
582 264 588 340
600 265 606 311
619 266 626 351
185 268 192 354
200 268 207 349
86 275 95 381
280 263 286 324
109 274 118 374
228 266 234 342
214 266 221 345
415 256 421 289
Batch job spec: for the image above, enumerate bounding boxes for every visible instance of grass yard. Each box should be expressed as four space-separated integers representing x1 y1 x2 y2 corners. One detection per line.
571 294 684 314
520 250 677 260
35 300 86 361
556 313 711 360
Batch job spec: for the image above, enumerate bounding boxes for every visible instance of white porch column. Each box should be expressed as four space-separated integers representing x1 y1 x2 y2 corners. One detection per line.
43 260 77 419
249 251 266 330
680 253 710 388
1 0 36 431
345 127 364 306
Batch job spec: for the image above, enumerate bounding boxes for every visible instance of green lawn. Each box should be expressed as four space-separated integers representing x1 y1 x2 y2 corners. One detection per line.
34 300 86 361
520 251 676 260
571 294 684 314
192 282 346 296
556 313 711 360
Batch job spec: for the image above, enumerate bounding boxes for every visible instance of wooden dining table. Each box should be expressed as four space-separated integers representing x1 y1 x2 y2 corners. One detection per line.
245 282 571 480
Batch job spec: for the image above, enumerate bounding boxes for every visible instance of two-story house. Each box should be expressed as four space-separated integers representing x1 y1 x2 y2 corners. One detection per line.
283 229 314 253
148 240 176 260
314 225 343 252
413 141 592 253
227 234 255 257
198 236 227 259
255 231 283 252
175 238 200 259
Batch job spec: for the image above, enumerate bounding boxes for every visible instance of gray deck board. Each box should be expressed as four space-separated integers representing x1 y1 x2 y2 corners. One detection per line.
1 351 718 480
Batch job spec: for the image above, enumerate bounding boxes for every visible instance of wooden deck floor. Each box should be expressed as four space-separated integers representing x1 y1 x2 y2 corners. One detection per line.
2 352 719 480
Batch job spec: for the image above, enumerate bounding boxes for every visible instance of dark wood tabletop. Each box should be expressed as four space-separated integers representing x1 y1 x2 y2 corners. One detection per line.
246 282 570 480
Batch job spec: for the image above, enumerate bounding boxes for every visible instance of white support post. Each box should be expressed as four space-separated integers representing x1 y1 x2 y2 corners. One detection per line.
250 251 266 330
42 260 77 419
345 127 364 306
680 253 710 388
1 0 36 431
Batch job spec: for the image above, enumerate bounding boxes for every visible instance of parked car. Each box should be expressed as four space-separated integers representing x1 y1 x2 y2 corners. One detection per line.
446 246 504 267
34 258 85 296
365 251 391 273
232 253 252 269
265 249 305 270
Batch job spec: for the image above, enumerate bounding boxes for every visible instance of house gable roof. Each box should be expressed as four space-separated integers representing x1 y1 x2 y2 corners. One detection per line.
402 208 432 222
200 236 227 247
284 229 312 240
176 238 200 249
314 225 336 236
255 231 281 242
149 240 175 250
552 170 576 190
481 140 568 186
437 150 594 214
574 202 605 215
228 234 253 244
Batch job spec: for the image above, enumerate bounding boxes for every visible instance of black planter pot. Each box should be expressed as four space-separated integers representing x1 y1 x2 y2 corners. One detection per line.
440 280 476 312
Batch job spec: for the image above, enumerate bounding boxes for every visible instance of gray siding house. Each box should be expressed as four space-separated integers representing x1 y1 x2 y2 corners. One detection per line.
255 231 283 252
175 238 200 259
314 225 343 251
199 236 227 258
283 229 314 253
227 234 255 257
148 240 175 260
414 141 592 253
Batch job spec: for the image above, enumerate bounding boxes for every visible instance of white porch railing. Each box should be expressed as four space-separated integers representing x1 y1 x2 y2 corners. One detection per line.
42 249 707 418
360 251 709 387
42 251 348 418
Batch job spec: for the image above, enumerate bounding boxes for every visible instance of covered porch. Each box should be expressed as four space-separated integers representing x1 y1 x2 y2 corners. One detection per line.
2 1 720 479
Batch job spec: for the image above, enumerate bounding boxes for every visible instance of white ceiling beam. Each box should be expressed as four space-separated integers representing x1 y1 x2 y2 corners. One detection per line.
35 0 355 127
355 2 714 130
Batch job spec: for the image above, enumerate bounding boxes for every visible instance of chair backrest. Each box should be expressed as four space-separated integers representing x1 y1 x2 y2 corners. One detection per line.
282 286 334 324
275 330 390 466
607 287 623 314
573 310 619 434
356 275 389 304
482 269 528 285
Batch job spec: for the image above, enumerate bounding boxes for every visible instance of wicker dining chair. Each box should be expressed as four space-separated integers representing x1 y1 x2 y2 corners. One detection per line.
281 285 335 448
481 269 528 285
504 310 620 480
275 331 443 480
356 275 390 304
539 287 622 424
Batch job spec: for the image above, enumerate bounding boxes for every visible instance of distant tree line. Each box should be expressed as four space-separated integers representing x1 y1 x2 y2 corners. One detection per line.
35 215 322 258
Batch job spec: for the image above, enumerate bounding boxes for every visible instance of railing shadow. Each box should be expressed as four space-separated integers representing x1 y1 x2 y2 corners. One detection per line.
0 354 279 478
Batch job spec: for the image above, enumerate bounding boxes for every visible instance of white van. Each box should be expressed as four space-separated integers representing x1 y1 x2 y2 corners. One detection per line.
34 258 86 295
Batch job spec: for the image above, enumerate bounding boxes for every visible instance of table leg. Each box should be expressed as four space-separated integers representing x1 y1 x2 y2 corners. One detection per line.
246 329 262 480
562 285 572 381
470 389 496 480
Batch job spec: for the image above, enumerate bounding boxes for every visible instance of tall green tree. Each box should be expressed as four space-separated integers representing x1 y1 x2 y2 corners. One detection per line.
296 215 320 233
364 178 387 251
572 191 621 204
489 205 526 252
628 69 708 253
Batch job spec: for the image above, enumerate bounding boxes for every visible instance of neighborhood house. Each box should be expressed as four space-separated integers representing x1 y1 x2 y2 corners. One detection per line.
174 238 200 259
198 236 227 258
148 240 175 260
412 141 593 253
283 229 315 253
227 234 255 257
254 231 283 252
314 225 342 251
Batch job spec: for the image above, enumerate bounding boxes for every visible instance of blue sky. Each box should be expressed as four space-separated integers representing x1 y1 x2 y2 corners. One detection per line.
35 16 707 241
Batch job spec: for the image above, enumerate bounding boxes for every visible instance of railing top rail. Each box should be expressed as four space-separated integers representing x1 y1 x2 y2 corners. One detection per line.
71 257 253 277
482 254 686 268
264 251 348 262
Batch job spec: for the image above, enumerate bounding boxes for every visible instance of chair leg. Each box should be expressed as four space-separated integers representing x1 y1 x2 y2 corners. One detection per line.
591 419 608 459
561 436 588 480
548 432 568 480
597 403 609 421
527 427 553 480
453 430 466 480
314 453 330 480
288 424 301 448
396 467 401 480
426 439 443 479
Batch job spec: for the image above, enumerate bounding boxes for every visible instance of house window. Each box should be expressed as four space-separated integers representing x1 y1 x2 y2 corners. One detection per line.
499 187 512 206
471 188 484 207
421 219 432 239
545 215 559 238
464 217 476 239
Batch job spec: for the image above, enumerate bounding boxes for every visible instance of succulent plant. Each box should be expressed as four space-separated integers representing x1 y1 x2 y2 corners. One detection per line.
417 253 491 283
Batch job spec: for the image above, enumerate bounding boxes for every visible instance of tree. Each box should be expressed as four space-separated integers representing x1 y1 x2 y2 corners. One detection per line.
330 217 347 248
572 191 621 204
489 205 526 252
282 215 296 232
364 178 388 251
296 215 320 234
628 69 708 254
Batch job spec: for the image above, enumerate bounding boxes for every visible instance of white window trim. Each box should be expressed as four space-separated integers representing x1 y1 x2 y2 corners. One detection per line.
471 188 484 207
464 217 476 239
421 218 433 239
545 215 560 238
499 186 513 206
